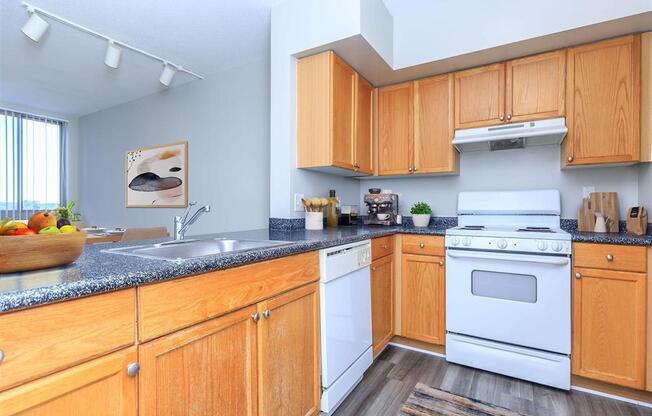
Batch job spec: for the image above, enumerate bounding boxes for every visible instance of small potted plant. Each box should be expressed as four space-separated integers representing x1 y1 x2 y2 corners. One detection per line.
410 202 432 227
51 199 82 228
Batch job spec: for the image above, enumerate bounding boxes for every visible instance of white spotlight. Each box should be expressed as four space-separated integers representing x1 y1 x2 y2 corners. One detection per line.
159 63 177 87
104 40 122 68
21 8 49 42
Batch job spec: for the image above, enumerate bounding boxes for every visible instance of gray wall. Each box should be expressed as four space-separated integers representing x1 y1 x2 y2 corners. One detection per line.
359 146 642 219
78 59 270 235
640 163 652 211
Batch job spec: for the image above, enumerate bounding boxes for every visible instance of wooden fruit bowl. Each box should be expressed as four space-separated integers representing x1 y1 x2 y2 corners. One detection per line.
0 231 87 273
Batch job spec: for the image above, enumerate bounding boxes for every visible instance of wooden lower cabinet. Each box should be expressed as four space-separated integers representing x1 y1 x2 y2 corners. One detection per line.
138 306 258 416
257 283 320 416
401 254 445 345
0 347 137 416
572 267 647 389
139 283 320 416
371 255 394 356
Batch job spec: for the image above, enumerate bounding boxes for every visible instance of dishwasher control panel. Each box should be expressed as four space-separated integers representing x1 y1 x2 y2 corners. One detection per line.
319 240 371 283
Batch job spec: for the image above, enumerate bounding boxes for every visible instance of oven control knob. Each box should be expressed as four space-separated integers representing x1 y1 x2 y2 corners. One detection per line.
497 239 508 249
451 237 460 246
537 240 548 251
551 241 563 252
462 237 472 247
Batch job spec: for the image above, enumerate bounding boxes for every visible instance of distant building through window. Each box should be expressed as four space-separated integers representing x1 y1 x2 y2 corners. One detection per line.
0 108 67 220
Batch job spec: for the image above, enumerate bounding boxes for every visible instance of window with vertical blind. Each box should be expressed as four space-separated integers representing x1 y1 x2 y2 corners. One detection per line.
0 108 67 220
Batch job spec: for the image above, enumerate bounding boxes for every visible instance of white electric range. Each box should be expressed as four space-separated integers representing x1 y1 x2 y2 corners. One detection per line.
445 189 572 390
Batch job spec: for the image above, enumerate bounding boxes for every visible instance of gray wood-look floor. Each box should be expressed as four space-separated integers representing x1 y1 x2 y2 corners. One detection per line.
332 345 652 416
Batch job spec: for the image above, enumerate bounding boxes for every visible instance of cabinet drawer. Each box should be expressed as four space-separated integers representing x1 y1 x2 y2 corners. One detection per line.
137 252 320 342
372 236 394 260
573 243 646 273
0 289 136 391
402 235 445 256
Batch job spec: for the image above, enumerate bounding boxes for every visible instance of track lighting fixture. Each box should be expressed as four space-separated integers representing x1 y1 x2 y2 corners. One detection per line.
159 63 177 87
104 40 122 69
20 2 203 84
21 6 49 42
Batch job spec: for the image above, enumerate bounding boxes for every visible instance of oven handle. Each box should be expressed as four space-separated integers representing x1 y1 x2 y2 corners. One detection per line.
446 250 570 266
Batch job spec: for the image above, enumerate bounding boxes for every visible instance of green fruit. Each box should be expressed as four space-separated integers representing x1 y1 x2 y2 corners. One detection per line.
60 225 77 234
38 226 61 235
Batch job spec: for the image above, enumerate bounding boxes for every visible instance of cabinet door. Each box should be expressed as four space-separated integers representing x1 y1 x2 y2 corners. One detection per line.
0 347 137 416
354 74 373 174
572 267 646 389
414 74 457 174
564 35 641 166
371 255 394 356
378 82 413 175
454 63 505 129
401 254 445 345
258 283 320 416
331 54 355 169
505 50 565 122
139 306 258 416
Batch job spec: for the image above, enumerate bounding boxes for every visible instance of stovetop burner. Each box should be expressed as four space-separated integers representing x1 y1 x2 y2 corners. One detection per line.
516 227 554 233
459 226 485 230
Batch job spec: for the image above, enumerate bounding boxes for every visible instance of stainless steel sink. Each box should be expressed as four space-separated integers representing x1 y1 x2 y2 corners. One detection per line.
103 238 293 262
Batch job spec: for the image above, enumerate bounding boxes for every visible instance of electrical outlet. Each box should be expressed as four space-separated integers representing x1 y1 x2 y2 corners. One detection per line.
294 193 305 212
582 186 595 199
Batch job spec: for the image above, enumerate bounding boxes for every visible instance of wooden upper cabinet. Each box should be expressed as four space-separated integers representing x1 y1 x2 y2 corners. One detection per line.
371 255 394 356
331 55 355 169
378 82 413 175
572 267 647 389
257 283 320 416
0 347 138 416
505 50 566 122
401 254 446 345
354 74 374 174
138 307 258 416
414 74 458 174
564 34 641 166
454 63 505 129
297 51 372 175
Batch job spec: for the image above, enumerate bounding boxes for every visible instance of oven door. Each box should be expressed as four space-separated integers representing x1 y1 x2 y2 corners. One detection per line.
446 249 570 354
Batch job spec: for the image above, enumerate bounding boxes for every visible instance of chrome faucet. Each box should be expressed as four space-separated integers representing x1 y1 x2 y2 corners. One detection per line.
174 201 211 240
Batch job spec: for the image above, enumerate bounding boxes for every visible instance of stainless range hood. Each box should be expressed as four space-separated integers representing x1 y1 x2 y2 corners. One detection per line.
452 117 568 152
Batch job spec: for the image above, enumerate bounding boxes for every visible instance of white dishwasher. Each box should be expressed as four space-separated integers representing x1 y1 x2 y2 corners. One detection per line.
319 240 372 414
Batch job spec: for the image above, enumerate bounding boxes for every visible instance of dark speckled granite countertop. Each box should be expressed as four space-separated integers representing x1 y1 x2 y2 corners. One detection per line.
1 222 650 312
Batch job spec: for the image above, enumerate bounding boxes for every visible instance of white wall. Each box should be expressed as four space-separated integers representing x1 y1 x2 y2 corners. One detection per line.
360 146 641 219
270 0 363 218
0 101 80 207
78 59 270 234
392 0 652 68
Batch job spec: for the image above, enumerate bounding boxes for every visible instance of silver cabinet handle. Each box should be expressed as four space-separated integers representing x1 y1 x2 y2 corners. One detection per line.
606 254 614 261
438 261 444 266
419 243 425 248
499 115 505 121
371 266 376 271
408 167 413 172
413 167 418 172
252 312 260 322
575 272 581 279
567 155 574 162
507 113 512 121
263 309 271 319
0 349 4 363
127 362 140 377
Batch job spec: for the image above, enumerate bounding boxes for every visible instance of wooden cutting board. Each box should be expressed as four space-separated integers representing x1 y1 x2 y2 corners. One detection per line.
577 198 595 232
589 192 619 233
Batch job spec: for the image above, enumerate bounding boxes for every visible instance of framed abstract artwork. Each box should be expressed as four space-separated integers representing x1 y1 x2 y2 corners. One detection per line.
125 141 188 208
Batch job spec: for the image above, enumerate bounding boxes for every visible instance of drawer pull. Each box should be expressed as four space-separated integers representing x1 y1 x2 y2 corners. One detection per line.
263 309 271 319
251 312 260 322
127 362 140 377
371 266 376 271
575 272 581 279
419 243 425 248
438 261 444 266
382 244 388 249
606 254 614 261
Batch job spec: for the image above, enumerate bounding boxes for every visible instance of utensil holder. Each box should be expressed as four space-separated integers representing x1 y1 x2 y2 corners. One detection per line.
305 212 323 230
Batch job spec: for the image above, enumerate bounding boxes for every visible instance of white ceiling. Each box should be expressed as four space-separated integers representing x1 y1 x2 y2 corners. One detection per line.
0 0 278 117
